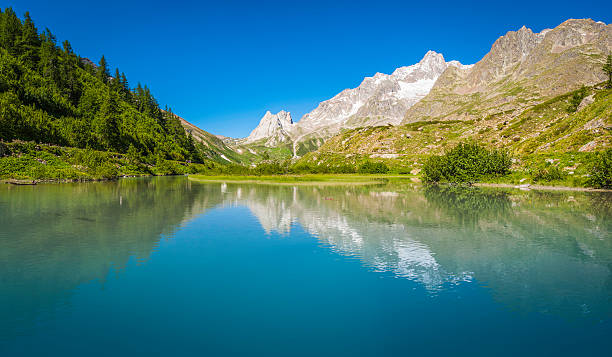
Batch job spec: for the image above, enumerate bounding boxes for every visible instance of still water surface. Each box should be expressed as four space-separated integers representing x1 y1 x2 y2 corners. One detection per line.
1 177 611 356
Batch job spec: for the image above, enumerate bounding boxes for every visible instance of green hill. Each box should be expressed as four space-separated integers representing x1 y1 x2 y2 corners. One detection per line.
295 84 611 185
0 7 243 180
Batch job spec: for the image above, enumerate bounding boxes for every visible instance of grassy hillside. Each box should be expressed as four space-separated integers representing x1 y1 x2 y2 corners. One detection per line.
295 84 611 185
178 116 257 164
0 141 218 181
0 7 251 180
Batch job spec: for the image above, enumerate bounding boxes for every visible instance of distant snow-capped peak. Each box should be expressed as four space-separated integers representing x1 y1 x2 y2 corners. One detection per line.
242 51 469 150
297 51 467 131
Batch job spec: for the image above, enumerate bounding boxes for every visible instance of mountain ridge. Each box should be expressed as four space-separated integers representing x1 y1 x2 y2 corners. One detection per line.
241 50 466 156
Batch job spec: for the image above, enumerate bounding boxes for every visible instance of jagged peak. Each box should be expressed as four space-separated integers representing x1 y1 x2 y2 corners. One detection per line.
419 50 445 64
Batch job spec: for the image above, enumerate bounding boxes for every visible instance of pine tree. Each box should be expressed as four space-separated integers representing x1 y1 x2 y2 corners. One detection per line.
62 40 73 54
112 68 121 91
60 42 81 105
120 72 129 99
603 54 612 89
38 29 60 84
18 11 40 69
98 55 110 84
94 89 122 150
0 7 22 56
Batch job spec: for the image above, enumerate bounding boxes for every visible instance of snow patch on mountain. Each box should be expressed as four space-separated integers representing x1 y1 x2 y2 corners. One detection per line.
242 51 470 153
296 50 468 132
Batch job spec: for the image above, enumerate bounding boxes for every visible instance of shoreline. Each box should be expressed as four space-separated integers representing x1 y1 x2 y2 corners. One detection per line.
474 182 612 192
0 174 176 185
187 174 392 186
3 174 610 192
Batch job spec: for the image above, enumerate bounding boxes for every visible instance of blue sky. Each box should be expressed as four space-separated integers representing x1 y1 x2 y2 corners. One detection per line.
4 0 611 137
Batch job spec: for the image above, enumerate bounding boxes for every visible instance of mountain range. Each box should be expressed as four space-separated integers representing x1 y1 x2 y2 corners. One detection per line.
241 50 470 156
215 18 610 165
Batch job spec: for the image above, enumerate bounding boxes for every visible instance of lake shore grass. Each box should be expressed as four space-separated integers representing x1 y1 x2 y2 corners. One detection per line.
187 174 418 185
474 182 612 192
187 173 612 192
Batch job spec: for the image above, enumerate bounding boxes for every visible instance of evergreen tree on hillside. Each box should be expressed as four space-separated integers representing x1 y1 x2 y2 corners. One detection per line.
93 89 121 150
603 54 612 89
112 68 121 91
18 12 40 68
0 8 22 56
39 29 61 85
98 55 109 84
119 72 129 99
0 7 204 163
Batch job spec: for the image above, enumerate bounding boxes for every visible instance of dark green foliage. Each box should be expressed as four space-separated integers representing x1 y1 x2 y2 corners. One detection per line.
603 54 612 89
424 185 511 226
288 162 357 174
0 141 213 180
0 8 202 165
422 141 511 183
0 141 7 157
587 148 612 188
357 161 389 174
254 161 289 175
567 86 587 113
531 165 566 182
97 55 109 84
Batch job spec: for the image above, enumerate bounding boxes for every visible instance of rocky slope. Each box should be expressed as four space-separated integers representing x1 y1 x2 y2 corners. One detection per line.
296 51 468 133
297 83 611 177
179 115 256 164
242 51 467 155
402 19 611 123
293 19 611 174
244 110 294 146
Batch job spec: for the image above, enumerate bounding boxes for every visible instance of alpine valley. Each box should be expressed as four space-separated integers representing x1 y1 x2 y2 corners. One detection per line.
219 18 611 183
0 11 610 186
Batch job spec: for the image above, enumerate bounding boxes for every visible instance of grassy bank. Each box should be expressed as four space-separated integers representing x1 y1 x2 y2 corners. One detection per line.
187 174 409 185
0 141 213 182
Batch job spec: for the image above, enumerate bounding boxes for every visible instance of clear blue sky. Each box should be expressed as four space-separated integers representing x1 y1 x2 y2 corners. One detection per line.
4 0 610 137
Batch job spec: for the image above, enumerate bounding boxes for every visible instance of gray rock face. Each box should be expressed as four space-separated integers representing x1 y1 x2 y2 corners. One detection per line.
296 51 467 134
404 19 612 123
243 51 467 152
245 110 294 146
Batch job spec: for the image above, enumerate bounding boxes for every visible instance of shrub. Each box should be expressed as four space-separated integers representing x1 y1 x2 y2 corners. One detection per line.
93 161 119 179
254 161 287 175
358 161 389 174
566 86 588 113
0 142 8 157
422 141 511 183
531 165 565 182
331 164 357 174
587 148 612 188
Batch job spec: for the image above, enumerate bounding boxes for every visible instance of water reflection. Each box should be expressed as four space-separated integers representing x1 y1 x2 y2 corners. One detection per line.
0 177 224 340
1 177 610 343
214 182 612 318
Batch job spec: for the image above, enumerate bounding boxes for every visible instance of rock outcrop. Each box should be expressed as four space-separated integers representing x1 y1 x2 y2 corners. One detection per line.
293 51 468 141
402 19 612 123
245 110 294 146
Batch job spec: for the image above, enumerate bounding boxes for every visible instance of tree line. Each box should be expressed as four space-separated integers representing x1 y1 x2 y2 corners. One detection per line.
0 8 203 163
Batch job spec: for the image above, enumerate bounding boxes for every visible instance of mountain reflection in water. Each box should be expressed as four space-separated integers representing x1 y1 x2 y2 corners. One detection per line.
217 182 612 318
1 177 610 349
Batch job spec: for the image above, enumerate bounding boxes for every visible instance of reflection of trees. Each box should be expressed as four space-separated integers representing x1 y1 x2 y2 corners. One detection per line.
1 177 610 335
0 177 225 341
423 185 511 227
215 182 612 319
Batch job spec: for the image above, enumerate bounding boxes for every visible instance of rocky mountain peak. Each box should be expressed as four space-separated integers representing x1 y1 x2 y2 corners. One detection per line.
293 50 464 137
245 110 294 146
418 50 447 71
403 18 611 123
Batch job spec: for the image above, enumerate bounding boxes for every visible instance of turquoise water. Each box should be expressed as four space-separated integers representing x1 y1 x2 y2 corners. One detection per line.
1 177 611 356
